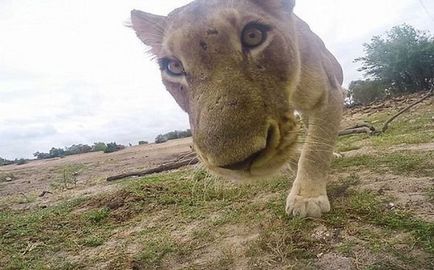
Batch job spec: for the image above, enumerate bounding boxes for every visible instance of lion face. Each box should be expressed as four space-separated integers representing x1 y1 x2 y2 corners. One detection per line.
132 0 301 178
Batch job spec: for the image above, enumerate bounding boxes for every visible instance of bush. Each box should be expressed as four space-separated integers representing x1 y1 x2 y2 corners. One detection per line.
93 142 107 152
33 152 51 160
15 158 27 165
104 142 126 153
348 80 387 105
155 135 169 144
138 141 148 145
0 157 14 166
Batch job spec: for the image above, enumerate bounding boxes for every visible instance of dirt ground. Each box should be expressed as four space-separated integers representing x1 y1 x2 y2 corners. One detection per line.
0 138 193 207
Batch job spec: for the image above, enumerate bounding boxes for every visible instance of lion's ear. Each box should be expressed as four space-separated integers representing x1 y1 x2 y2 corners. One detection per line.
252 0 295 12
130 10 167 56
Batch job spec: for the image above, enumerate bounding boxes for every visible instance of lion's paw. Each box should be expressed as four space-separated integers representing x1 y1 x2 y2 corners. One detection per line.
285 193 330 218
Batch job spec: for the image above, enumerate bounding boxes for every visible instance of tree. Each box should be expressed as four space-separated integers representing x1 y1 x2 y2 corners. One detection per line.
355 24 434 94
93 142 107 152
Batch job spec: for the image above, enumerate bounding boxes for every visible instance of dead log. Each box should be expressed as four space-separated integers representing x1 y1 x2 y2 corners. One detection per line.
106 157 199 181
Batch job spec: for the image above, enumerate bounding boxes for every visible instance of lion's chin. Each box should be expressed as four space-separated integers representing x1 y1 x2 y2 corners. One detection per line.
204 141 299 181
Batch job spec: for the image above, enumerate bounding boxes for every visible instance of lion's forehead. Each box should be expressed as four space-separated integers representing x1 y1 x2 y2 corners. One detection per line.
162 1 273 57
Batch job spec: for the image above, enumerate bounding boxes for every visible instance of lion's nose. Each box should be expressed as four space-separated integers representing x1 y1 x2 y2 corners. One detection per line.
219 123 278 170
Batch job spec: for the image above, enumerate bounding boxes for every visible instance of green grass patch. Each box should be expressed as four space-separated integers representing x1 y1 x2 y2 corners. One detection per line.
84 208 110 224
336 134 369 152
82 235 106 247
325 190 434 253
371 131 434 147
332 151 433 176
132 230 177 269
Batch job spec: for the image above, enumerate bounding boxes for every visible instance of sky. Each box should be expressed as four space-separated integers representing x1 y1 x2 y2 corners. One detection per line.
0 0 433 160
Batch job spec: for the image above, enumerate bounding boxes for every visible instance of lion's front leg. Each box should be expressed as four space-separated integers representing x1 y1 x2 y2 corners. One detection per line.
286 88 343 218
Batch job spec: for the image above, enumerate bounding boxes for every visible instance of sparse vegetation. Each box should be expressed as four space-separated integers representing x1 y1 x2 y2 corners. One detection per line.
51 164 85 190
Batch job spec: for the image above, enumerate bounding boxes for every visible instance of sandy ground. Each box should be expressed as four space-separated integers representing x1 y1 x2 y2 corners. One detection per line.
0 138 193 207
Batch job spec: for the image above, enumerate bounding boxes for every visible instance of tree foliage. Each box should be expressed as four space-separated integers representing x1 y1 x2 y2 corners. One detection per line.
355 24 434 94
155 129 192 144
33 141 125 160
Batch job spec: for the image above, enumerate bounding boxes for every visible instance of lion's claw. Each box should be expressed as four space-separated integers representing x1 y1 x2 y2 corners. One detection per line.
285 193 330 218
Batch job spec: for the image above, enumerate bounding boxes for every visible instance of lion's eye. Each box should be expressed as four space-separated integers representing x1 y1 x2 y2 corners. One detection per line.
241 23 270 48
159 58 185 76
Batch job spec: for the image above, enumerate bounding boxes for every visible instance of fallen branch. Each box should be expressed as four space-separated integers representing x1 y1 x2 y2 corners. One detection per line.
338 123 378 136
381 89 433 133
106 157 199 181
338 127 374 136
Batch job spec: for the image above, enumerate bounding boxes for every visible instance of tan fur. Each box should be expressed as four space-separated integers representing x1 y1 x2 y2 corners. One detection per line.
131 0 343 218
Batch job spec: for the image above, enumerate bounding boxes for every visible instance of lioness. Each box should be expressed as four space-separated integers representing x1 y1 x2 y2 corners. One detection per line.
131 0 343 218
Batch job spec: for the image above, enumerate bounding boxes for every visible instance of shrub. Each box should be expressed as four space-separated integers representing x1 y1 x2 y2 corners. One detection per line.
104 142 126 153
15 158 27 165
348 80 387 105
139 141 149 145
155 135 169 144
93 142 107 152
0 157 14 166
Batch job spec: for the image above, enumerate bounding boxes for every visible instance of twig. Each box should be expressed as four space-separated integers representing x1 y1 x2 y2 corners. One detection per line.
39 191 53 197
19 192 31 203
381 89 433 133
